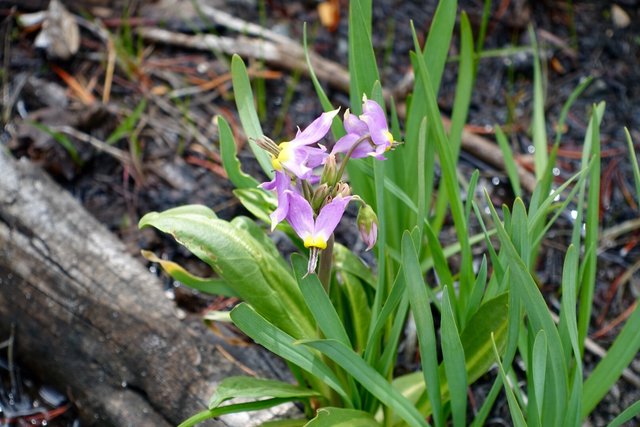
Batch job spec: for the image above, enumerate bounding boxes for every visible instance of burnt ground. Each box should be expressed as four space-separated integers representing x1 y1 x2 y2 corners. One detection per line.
1 0 640 425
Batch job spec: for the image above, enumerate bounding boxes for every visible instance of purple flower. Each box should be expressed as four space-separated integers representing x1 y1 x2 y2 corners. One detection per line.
259 170 292 231
285 190 352 250
271 109 339 179
331 98 395 160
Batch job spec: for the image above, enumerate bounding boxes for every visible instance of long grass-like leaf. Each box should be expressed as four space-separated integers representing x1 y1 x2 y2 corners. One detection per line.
402 232 443 427
582 301 640 417
441 288 467 427
217 115 260 189
624 127 640 204
300 339 429 427
230 303 352 406
231 54 273 176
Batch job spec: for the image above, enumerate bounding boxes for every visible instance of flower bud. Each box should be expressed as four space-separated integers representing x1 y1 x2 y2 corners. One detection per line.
311 183 331 211
321 154 339 186
357 204 378 251
335 182 351 198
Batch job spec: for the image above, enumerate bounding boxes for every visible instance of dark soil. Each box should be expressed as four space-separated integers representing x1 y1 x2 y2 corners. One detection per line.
1 0 639 425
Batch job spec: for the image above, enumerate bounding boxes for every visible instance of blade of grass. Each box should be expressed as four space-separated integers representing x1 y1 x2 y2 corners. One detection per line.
402 232 443 427
230 303 352 406
441 288 467 427
231 54 273 176
624 127 640 203
300 339 429 427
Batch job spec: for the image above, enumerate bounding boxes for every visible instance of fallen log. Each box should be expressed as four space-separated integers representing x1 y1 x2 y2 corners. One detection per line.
0 149 293 426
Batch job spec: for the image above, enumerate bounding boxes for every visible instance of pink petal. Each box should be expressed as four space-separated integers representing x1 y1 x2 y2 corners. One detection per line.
290 109 339 147
285 190 315 239
343 109 368 135
313 195 352 242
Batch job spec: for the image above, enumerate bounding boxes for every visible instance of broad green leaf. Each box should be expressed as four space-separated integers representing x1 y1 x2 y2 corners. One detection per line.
292 254 351 347
178 397 295 427
233 188 277 225
217 115 259 189
231 54 273 176
230 303 352 406
230 216 287 268
402 231 442 427
441 288 467 427
306 407 380 427
139 207 314 339
208 376 320 409
141 250 236 297
582 300 640 417
300 339 429 427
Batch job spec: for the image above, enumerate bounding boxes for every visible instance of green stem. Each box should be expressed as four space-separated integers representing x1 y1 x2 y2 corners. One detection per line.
318 235 335 291
335 134 373 181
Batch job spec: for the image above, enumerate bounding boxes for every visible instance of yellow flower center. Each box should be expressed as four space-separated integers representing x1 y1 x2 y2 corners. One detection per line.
271 142 292 171
303 235 327 250
384 130 394 151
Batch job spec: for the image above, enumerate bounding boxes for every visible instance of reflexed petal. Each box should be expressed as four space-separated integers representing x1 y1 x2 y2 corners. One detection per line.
313 195 352 242
306 145 329 169
369 128 393 150
343 109 368 135
260 171 292 230
284 190 315 239
290 109 340 146
332 133 375 159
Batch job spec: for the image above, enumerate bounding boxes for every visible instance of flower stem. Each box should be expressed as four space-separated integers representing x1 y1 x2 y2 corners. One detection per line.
318 234 335 291
335 134 373 182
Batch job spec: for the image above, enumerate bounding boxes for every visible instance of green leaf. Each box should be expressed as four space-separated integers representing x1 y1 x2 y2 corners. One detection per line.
441 288 467 427
230 303 352 406
333 243 375 287
233 188 277 225
141 250 236 297
495 125 522 197
299 339 429 427
106 99 147 145
402 231 442 427
606 400 640 427
582 300 640 417
231 54 273 176
208 376 320 409
178 397 295 427
348 0 378 110
302 23 344 140
139 207 314 339
532 330 548 421
484 190 569 424
624 127 640 204
492 333 527 427
530 27 548 180
218 115 259 189
340 272 372 353
292 254 351 347
306 407 381 427
28 121 82 166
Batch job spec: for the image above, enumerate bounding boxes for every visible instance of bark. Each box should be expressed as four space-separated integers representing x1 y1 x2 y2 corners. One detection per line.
0 149 292 426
